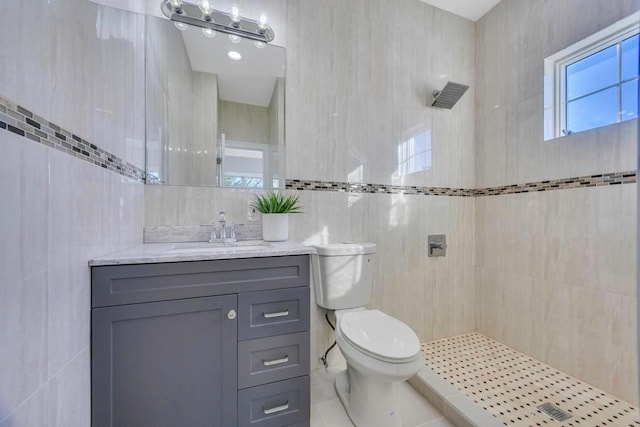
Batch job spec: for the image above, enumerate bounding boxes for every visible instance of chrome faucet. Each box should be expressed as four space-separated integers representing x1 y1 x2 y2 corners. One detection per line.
209 211 235 243
218 211 227 240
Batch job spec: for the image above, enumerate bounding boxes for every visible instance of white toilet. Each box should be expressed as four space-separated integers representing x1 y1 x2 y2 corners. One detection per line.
311 243 423 427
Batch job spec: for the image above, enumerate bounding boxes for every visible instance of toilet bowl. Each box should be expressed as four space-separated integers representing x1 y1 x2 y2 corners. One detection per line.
310 243 423 427
333 309 423 427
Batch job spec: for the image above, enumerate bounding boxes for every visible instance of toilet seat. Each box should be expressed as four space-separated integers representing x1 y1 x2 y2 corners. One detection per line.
339 310 420 363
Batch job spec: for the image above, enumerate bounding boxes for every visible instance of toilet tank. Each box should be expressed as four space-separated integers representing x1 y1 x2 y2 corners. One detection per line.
311 243 377 310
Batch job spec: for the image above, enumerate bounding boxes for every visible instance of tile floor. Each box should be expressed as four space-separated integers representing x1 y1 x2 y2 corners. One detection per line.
422 332 640 426
310 362 453 427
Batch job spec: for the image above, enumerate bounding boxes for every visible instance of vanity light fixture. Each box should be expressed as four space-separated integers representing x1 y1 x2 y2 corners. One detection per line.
230 6 241 26
161 0 275 43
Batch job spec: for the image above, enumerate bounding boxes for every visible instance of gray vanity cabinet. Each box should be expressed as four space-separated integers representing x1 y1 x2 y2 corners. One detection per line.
92 295 238 427
91 255 310 427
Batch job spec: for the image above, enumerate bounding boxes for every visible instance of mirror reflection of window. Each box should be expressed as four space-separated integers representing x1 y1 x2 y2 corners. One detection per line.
222 145 265 188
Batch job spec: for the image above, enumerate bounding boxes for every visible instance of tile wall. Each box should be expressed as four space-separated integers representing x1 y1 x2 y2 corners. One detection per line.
145 0 478 369
0 0 146 425
475 0 638 187
475 0 639 405
286 0 476 189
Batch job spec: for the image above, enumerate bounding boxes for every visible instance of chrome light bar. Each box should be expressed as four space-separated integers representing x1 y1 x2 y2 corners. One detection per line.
160 0 275 43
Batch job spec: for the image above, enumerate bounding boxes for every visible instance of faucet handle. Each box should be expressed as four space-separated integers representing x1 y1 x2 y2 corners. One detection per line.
224 225 236 243
209 226 219 243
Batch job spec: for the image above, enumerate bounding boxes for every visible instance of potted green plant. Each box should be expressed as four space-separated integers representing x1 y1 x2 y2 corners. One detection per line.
251 192 303 242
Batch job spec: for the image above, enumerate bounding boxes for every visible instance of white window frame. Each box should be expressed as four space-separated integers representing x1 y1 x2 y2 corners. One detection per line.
544 12 639 140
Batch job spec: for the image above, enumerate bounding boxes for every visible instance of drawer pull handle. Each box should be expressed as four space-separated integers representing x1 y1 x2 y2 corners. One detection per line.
263 401 289 415
263 356 289 366
263 310 289 319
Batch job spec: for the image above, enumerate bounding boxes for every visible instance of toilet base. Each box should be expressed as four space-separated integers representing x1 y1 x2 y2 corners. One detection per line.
334 368 403 427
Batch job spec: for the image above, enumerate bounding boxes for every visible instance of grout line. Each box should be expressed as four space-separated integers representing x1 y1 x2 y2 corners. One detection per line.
421 332 640 426
0 345 90 425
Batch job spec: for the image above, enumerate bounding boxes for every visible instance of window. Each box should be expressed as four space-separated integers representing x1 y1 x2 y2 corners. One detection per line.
544 13 639 140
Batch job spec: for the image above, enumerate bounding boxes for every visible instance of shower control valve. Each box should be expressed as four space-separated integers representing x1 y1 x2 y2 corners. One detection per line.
428 235 447 257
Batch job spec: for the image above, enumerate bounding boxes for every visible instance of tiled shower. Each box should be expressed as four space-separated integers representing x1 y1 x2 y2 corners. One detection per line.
0 0 638 426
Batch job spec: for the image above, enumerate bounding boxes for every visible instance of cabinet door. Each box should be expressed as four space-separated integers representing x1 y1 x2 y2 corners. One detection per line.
92 295 237 427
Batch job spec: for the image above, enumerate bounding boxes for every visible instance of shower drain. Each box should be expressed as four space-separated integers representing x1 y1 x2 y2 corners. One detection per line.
537 403 573 422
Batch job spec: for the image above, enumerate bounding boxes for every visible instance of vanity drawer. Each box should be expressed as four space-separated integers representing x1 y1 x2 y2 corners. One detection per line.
238 376 310 427
238 332 310 389
92 255 309 307
238 287 310 340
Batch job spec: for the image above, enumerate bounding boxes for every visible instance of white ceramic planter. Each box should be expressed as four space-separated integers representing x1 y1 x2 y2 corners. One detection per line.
262 213 289 241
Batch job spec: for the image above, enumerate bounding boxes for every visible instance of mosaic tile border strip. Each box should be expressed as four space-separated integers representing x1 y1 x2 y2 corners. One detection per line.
1 93 634 192
0 96 145 183
422 333 640 427
286 171 637 197
473 171 637 196
286 179 474 196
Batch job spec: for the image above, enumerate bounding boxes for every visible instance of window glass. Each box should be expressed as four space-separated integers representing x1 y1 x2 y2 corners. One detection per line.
566 87 617 133
621 79 639 120
566 45 617 100
544 13 639 140
621 34 639 81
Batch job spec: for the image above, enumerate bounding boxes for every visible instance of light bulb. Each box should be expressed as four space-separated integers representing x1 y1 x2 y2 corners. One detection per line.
230 6 240 24
228 34 241 44
202 28 216 38
199 0 213 18
170 0 182 8
254 41 266 49
227 50 242 61
174 21 188 31
258 14 267 30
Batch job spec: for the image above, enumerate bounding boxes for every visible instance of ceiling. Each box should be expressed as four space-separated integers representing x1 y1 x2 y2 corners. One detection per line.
181 27 285 107
419 0 502 21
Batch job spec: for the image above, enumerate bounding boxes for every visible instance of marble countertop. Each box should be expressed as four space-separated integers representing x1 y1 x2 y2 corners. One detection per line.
89 240 316 266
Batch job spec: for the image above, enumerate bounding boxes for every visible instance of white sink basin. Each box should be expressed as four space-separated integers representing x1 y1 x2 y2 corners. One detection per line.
164 242 271 255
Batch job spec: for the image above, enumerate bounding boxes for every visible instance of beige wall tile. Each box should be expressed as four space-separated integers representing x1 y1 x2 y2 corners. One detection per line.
476 185 637 404
0 0 145 422
475 0 638 187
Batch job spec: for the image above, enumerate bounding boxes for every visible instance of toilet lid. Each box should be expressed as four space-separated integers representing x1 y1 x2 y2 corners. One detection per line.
339 310 420 362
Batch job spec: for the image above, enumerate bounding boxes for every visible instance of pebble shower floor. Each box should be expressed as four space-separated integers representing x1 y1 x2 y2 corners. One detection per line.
421 333 640 426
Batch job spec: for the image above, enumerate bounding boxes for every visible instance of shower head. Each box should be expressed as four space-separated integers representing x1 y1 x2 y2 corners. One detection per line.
431 81 469 109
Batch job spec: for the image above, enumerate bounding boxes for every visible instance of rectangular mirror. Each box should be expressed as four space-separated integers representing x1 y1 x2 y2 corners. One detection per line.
145 14 285 188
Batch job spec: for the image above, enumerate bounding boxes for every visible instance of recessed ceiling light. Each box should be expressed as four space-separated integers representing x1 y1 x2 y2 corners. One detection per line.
227 50 242 61
202 28 216 38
